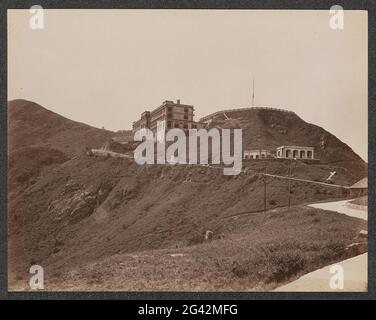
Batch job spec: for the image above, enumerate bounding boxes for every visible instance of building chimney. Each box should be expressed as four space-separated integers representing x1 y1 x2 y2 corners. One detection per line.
177 99 180 104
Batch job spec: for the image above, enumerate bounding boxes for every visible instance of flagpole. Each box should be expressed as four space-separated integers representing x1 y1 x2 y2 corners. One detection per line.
252 79 255 107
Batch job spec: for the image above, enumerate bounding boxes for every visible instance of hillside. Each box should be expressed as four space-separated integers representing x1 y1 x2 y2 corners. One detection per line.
205 107 367 183
7 100 368 290
24 206 368 291
8 99 113 156
8 99 113 195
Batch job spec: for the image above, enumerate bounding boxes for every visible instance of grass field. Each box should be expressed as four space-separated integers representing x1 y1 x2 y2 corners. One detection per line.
13 205 366 291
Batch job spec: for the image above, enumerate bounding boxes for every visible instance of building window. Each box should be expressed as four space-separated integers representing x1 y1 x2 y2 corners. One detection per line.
300 150 305 158
174 123 179 128
255 155 259 159
167 121 172 129
184 108 188 113
293 150 298 158
184 115 188 120
286 149 291 158
307 151 313 159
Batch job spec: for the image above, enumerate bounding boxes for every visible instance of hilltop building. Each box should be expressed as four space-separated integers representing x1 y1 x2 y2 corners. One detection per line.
243 149 273 159
132 100 205 134
349 177 368 197
276 146 314 160
243 146 315 160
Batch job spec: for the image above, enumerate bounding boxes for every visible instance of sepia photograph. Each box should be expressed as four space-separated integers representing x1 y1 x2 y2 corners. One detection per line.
6 8 368 293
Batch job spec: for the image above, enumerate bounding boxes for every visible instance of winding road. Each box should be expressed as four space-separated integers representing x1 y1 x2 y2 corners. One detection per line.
274 198 368 292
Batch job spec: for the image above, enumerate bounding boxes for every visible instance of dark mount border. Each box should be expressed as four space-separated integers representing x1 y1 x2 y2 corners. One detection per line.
0 0 375 10
0 0 374 300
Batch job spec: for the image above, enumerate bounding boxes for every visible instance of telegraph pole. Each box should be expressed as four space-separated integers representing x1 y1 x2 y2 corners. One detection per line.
264 166 267 212
287 158 295 208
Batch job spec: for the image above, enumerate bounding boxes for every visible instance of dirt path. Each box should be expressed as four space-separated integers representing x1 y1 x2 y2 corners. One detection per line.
308 199 367 221
274 253 367 292
274 199 367 292
262 173 347 188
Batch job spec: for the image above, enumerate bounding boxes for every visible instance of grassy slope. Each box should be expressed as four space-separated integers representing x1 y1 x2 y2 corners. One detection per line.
10 206 366 291
8 99 113 156
8 156 354 283
8 100 368 291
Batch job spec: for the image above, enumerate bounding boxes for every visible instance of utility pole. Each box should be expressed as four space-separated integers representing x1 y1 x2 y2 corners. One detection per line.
264 166 267 212
287 159 295 208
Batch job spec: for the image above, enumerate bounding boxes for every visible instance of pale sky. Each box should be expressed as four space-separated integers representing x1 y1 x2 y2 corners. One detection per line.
8 9 368 161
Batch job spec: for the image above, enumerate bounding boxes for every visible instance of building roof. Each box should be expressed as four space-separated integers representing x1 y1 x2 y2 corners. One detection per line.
350 177 368 189
150 100 194 116
277 145 314 150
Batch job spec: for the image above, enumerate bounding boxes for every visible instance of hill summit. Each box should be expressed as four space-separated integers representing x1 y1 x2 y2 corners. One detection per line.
204 107 367 180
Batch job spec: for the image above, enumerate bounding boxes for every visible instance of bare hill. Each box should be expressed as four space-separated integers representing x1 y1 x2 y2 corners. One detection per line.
8 99 113 156
8 100 113 193
7 100 368 290
205 107 367 183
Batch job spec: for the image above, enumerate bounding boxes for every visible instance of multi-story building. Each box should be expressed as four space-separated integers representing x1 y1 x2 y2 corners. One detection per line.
132 99 205 134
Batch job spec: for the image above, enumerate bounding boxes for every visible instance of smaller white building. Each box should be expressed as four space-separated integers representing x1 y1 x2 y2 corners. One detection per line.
276 146 314 160
243 149 272 159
